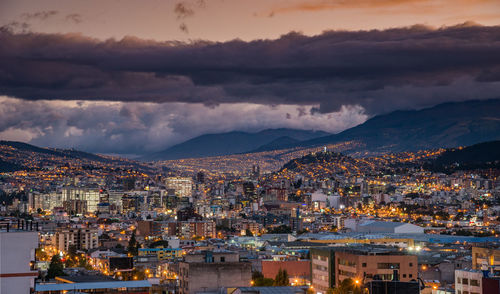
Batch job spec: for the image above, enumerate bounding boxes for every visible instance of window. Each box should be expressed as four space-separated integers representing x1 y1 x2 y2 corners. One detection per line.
220 257 225 262
409 263 413 267
362 263 367 267
377 263 400 269
457 278 461 284
470 279 479 286
462 278 469 285
403 274 407 278
339 259 356 267
338 270 356 277
409 274 413 278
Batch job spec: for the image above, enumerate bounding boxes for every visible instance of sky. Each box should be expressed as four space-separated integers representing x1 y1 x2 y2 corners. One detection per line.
1 0 500 155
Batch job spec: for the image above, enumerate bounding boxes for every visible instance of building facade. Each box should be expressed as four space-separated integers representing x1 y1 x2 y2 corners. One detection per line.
165 177 193 198
178 251 252 294
0 230 38 294
455 269 483 294
55 227 98 251
310 246 418 294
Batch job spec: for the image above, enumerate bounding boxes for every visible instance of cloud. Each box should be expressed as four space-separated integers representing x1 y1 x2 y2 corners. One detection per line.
179 23 189 33
65 13 83 24
174 2 195 19
0 23 500 115
0 96 367 155
0 21 31 34
173 1 207 32
21 10 59 21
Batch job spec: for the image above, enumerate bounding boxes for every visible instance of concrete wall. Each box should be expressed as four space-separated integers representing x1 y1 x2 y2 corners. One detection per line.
180 262 252 294
0 231 38 294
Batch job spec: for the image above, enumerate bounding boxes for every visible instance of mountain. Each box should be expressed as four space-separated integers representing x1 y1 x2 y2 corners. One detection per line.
0 141 151 172
0 140 112 163
277 99 500 154
0 158 23 172
425 140 500 173
143 128 330 161
247 136 301 153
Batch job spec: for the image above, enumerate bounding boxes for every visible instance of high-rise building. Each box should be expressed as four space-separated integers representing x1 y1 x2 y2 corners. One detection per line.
29 191 64 212
165 177 193 198
63 199 88 215
55 227 98 252
61 187 100 212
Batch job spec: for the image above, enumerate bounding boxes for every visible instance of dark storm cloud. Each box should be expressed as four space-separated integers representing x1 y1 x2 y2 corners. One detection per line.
1 23 500 114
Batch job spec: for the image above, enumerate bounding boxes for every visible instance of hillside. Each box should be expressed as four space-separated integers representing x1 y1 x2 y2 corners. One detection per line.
0 141 151 173
425 140 500 173
277 99 500 154
143 128 330 161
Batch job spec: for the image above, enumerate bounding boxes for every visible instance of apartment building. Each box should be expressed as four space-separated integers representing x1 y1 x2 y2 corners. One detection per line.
310 246 418 294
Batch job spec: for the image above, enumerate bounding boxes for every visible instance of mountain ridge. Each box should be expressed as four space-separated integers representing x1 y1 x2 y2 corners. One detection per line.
271 99 500 154
142 128 331 161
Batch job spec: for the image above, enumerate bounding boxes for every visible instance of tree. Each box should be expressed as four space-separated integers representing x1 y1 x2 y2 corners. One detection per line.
252 271 274 286
78 256 92 270
255 277 274 286
46 255 65 279
274 269 290 286
332 278 363 294
63 245 79 268
128 230 139 256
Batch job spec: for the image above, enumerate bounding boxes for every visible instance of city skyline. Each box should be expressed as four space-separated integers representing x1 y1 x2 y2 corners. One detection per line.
1 1 500 155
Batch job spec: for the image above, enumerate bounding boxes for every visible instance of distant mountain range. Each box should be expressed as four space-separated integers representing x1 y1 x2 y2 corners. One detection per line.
287 99 500 153
143 99 500 160
142 128 330 161
2 99 500 165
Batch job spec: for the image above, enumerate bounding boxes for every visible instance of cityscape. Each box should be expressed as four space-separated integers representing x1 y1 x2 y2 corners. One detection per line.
1 1 500 294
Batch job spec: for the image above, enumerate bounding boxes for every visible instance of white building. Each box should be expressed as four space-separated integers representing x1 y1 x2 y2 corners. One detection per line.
455 269 483 294
29 191 64 212
165 177 193 198
345 219 424 234
62 187 101 212
0 230 38 294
